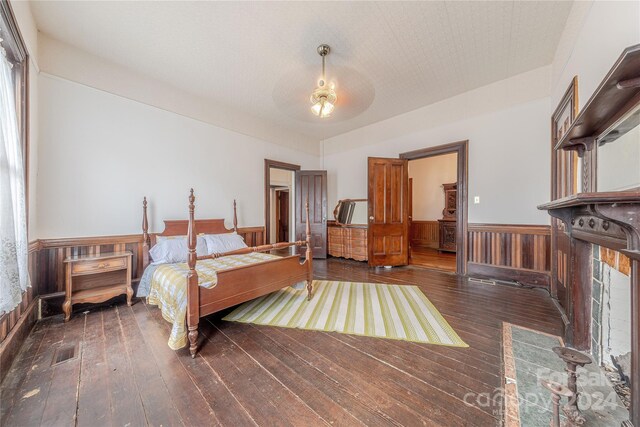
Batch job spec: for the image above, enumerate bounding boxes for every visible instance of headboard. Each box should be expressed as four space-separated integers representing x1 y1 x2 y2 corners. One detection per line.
158 219 235 236
141 196 239 268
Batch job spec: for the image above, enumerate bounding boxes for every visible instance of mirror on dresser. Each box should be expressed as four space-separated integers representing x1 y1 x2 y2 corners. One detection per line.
329 199 368 261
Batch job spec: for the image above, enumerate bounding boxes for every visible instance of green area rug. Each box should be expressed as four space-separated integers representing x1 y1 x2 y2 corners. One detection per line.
223 280 467 347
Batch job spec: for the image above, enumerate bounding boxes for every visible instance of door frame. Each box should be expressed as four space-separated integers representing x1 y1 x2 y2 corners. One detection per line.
400 140 469 275
264 159 300 245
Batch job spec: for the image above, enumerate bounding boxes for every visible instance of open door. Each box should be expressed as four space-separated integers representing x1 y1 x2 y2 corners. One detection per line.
295 170 327 259
368 157 409 267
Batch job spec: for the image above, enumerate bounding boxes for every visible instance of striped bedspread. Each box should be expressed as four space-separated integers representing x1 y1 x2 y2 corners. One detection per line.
141 252 280 350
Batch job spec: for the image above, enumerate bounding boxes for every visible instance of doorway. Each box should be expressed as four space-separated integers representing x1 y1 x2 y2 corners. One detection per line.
407 154 458 272
400 140 469 275
264 160 328 258
264 159 299 245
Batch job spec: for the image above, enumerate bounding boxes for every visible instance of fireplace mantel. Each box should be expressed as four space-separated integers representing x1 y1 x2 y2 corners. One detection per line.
539 192 640 426
540 44 640 427
539 191 640 260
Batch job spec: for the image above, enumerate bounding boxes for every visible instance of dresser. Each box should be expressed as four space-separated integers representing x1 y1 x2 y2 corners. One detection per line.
328 223 368 261
63 251 133 321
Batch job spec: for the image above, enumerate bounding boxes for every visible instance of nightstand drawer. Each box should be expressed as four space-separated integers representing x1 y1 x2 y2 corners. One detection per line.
71 257 127 275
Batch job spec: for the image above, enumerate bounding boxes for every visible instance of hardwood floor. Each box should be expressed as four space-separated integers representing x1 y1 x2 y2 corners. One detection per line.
1 258 563 426
410 246 457 272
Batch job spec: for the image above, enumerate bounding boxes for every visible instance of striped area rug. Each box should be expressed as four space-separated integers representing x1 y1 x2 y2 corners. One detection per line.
223 280 467 347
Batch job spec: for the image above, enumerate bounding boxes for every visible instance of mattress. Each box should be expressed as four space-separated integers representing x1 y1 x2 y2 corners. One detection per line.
137 252 281 349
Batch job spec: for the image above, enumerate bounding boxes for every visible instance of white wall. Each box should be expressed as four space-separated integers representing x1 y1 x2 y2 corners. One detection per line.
551 1 640 110
38 35 318 156
408 153 457 221
37 74 319 238
323 67 552 225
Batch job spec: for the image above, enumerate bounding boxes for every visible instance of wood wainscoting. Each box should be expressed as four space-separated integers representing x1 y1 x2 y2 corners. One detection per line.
467 224 551 288
0 227 264 382
410 220 439 249
35 227 264 296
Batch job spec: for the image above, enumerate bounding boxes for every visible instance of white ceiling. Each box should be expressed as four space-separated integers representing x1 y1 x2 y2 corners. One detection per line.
30 1 573 144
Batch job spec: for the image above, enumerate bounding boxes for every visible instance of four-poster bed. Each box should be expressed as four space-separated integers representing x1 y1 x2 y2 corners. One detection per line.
141 189 314 357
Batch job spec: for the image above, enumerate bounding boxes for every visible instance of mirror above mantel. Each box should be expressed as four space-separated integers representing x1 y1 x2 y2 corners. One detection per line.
596 102 640 192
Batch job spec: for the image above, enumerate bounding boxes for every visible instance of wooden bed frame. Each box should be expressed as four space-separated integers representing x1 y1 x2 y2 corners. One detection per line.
141 190 313 357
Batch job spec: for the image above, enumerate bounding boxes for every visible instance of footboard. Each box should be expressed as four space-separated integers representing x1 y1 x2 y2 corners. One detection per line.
184 189 313 357
199 255 310 316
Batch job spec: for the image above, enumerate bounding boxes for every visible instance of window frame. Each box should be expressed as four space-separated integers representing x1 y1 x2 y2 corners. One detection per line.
0 0 30 230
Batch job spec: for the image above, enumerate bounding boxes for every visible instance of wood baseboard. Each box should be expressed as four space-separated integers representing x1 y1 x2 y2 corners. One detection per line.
0 296 39 383
467 262 550 288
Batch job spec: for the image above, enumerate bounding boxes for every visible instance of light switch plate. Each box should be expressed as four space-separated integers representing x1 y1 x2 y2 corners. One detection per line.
474 196 480 204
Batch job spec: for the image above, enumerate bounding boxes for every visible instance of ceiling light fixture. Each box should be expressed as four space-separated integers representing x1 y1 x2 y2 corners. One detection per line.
310 44 337 118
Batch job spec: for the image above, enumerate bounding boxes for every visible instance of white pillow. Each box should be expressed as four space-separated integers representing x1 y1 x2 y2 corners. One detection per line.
150 236 208 264
203 233 248 255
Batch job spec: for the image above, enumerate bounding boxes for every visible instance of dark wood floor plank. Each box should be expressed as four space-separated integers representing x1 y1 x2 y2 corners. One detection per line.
1 258 565 427
0 317 52 422
238 319 447 426
215 320 367 427
39 313 86 426
103 306 148 427
143 301 258 427
130 301 219 427
196 317 328 427
211 318 412 426
3 318 67 426
239 322 449 427
279 327 497 426
76 309 113 426
116 302 185 426
329 331 502 416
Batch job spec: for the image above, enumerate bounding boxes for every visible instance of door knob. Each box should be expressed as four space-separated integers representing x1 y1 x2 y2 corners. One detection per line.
369 216 374 221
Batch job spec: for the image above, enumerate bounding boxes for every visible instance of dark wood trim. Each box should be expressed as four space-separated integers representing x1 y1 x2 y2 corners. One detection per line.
400 140 469 275
264 159 300 245
555 44 640 152
0 296 38 383
468 223 551 235
39 234 144 249
467 262 551 288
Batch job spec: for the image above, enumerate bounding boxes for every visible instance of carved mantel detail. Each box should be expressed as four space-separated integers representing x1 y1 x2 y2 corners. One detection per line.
540 193 640 427
540 193 640 259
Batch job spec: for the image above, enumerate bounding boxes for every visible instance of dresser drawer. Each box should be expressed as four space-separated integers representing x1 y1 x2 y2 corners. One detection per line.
71 257 127 275
348 228 367 240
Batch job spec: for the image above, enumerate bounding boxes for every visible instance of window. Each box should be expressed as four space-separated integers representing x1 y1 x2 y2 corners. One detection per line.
0 0 30 315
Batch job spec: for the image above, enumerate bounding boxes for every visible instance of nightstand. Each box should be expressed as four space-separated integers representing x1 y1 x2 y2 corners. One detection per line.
63 251 133 322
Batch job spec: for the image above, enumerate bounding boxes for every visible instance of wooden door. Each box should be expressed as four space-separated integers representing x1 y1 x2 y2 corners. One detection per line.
295 170 327 259
276 190 289 243
367 157 409 267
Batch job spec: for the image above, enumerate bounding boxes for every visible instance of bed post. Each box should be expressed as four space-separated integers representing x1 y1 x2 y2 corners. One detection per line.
233 199 238 233
187 189 200 358
142 197 150 269
305 199 313 300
